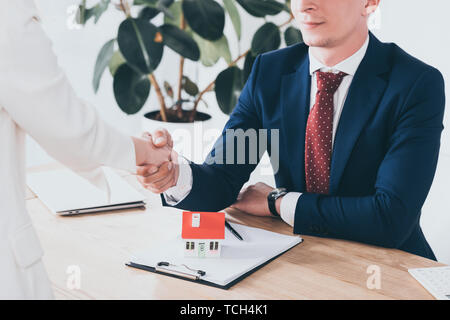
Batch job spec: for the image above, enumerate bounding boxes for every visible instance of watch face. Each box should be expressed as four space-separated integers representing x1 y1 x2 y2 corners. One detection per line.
273 188 285 197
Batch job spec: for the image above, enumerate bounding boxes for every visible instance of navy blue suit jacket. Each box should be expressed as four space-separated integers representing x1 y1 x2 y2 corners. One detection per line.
162 32 445 260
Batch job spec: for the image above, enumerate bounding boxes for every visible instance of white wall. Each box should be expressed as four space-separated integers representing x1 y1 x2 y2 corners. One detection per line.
30 1 450 263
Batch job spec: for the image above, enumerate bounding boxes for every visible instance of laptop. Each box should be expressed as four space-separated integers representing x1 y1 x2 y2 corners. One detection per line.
27 167 146 215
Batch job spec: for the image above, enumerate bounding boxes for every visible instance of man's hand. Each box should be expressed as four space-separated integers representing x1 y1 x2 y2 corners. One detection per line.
132 130 172 166
231 182 281 217
136 129 179 194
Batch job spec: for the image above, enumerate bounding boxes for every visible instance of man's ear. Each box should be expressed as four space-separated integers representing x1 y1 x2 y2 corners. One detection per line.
364 0 380 17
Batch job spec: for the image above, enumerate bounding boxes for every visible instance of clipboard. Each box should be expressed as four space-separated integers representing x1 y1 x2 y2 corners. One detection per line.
126 223 303 290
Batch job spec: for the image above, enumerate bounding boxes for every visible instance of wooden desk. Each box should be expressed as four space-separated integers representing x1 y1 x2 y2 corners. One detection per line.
26 164 444 300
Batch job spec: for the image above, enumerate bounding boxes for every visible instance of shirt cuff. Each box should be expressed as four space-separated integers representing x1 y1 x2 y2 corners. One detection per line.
280 192 302 227
163 155 193 206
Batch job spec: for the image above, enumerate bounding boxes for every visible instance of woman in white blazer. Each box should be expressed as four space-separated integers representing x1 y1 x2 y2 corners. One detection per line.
0 1 171 299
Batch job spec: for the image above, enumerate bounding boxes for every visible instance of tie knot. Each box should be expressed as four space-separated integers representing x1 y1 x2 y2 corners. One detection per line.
316 71 347 93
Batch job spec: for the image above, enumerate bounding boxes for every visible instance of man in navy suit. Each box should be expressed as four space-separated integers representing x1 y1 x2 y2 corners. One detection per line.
138 0 445 260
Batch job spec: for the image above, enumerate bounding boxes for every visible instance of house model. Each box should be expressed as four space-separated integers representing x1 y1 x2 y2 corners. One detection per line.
182 211 225 258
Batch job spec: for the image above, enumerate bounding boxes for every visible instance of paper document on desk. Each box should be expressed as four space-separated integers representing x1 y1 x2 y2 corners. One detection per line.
128 223 303 289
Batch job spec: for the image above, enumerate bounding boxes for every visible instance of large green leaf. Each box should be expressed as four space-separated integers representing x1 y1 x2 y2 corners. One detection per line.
223 0 241 40
251 22 281 55
77 0 110 24
243 52 256 83
93 38 115 93
285 0 292 10
182 0 225 41
136 0 174 8
215 66 244 115
160 0 175 6
193 34 232 67
284 26 303 46
135 0 174 17
157 0 175 18
109 50 126 76
160 24 200 61
236 0 286 17
163 1 182 26
113 64 150 114
138 6 161 20
134 0 157 5
117 18 164 74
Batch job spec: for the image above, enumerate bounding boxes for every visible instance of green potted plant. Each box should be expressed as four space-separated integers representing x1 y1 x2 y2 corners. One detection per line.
77 0 302 157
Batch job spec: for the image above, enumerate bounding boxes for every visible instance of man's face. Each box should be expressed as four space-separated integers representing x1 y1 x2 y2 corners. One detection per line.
291 0 368 48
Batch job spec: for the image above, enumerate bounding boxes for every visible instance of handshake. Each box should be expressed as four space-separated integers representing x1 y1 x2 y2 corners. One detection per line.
132 128 277 218
132 129 179 194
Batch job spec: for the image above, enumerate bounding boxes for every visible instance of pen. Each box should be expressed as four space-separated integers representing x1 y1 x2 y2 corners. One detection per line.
225 221 244 241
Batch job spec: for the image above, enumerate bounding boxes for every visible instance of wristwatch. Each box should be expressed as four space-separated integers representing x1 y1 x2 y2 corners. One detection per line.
267 188 287 217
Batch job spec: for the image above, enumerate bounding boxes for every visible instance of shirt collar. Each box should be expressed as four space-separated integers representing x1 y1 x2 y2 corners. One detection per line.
309 33 370 76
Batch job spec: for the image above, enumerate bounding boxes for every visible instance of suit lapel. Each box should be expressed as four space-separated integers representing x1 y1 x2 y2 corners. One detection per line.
329 32 391 194
280 53 311 191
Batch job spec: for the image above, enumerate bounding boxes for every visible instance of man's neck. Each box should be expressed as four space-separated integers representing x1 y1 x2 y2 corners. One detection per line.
310 29 369 67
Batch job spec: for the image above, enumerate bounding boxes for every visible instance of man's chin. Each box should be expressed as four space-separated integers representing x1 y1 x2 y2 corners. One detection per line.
302 34 332 48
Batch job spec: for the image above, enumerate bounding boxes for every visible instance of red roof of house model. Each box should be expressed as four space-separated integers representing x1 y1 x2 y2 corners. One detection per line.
182 211 225 240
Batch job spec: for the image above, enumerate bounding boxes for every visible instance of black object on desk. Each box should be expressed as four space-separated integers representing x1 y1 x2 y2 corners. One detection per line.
225 221 244 241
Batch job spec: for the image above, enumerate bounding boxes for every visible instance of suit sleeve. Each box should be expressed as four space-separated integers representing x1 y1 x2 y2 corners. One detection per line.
0 1 136 176
161 55 265 211
293 68 446 249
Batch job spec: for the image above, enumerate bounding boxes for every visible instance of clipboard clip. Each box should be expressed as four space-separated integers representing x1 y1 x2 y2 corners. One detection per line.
155 261 206 280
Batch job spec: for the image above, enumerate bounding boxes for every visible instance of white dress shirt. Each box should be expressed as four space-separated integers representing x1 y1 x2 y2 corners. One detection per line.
164 34 370 228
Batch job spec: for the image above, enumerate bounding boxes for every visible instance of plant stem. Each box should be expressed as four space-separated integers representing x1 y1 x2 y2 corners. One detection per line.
119 0 131 17
149 74 168 122
279 13 295 28
176 13 186 113
177 59 185 106
149 70 169 122
229 49 251 67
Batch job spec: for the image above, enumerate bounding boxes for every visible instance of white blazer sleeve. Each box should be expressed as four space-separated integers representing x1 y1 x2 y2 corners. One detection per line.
0 1 136 178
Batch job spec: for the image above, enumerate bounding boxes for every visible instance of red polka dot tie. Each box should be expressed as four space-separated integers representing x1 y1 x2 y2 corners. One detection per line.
305 71 347 194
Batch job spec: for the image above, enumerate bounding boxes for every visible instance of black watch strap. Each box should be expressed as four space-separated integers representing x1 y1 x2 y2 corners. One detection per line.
268 188 287 217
